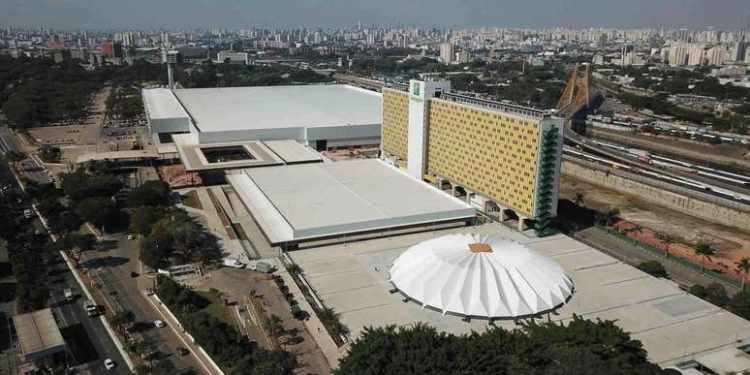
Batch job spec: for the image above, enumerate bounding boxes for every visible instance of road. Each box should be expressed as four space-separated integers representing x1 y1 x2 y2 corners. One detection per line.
575 227 741 294
0 127 52 185
45 250 129 375
79 233 208 374
0 170 127 374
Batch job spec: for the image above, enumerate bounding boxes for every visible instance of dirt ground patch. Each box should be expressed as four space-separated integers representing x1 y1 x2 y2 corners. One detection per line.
184 268 332 375
560 175 750 281
28 124 99 147
159 164 202 188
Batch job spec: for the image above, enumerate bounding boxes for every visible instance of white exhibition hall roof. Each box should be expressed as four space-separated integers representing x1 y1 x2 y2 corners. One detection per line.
389 233 574 318
171 84 382 132
227 160 475 243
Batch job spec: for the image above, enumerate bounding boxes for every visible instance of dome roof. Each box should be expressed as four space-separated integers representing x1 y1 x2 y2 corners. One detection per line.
389 233 574 318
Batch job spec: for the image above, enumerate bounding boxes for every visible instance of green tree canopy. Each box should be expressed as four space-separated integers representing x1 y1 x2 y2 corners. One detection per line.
337 318 669 375
729 291 750 320
62 170 122 202
125 180 171 208
637 261 668 278
75 196 122 230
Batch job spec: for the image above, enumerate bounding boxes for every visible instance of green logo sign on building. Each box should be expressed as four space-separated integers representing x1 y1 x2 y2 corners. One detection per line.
410 81 423 102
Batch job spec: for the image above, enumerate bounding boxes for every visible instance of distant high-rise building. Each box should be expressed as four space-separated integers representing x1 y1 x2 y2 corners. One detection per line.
731 42 746 62
102 41 123 58
706 46 725 66
402 35 410 49
216 51 248 65
439 42 454 65
456 50 472 63
669 43 688 66
687 44 705 66
70 48 88 61
592 53 605 65
676 28 692 43
597 33 608 48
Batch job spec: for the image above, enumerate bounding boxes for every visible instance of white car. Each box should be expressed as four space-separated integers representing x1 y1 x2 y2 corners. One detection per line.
154 319 165 328
104 359 115 370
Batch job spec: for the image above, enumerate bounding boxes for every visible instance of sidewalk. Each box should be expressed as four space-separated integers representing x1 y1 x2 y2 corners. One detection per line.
278 269 343 368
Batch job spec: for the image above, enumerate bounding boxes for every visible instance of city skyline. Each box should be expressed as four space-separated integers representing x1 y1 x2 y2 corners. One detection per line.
2 0 750 30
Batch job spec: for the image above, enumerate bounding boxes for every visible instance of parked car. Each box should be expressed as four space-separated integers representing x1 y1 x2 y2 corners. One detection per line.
154 319 165 328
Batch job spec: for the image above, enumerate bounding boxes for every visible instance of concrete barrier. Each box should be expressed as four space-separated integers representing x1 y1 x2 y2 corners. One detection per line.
562 160 750 231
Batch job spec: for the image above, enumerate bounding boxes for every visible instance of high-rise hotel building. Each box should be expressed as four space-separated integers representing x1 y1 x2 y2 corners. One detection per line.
381 78 564 236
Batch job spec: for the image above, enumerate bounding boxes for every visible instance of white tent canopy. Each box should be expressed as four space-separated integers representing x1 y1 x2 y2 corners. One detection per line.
389 233 574 318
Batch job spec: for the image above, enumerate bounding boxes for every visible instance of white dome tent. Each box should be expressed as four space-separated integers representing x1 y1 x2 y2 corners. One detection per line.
389 233 574 319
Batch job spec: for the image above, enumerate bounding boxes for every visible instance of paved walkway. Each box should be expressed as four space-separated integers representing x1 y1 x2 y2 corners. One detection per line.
576 227 741 294
278 268 343 368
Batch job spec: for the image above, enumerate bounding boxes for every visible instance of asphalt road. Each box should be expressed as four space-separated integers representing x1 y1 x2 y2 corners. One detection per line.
45 251 129 375
0 127 51 185
80 233 206 374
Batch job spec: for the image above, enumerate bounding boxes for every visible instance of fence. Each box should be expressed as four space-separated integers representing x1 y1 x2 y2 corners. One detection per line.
594 223 743 290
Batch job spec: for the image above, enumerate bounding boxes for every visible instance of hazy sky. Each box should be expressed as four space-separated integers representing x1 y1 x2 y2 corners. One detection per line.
2 0 750 30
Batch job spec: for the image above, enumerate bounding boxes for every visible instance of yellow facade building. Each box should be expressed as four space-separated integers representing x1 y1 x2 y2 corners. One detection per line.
381 79 563 236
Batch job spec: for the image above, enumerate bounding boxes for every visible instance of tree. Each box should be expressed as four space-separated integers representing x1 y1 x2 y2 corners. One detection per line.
637 261 668 278
655 233 676 259
689 284 707 299
596 207 620 227
704 283 729 307
736 257 750 291
265 315 285 337
61 170 122 202
336 317 666 375
728 292 750 320
573 192 585 207
151 209 203 264
125 181 171 208
629 224 644 239
127 206 165 235
694 242 715 272
111 310 135 327
138 233 173 269
75 234 97 252
75 196 122 231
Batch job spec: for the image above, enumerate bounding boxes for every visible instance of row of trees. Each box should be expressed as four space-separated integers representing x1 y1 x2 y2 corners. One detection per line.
0 56 111 128
156 276 296 375
689 283 750 320
336 318 674 375
0 157 52 312
125 181 222 269
173 61 331 89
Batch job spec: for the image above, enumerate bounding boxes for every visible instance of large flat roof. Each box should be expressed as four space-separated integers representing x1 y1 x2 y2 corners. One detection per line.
142 88 189 120
287 223 750 368
171 85 382 133
227 160 475 244
13 308 65 362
